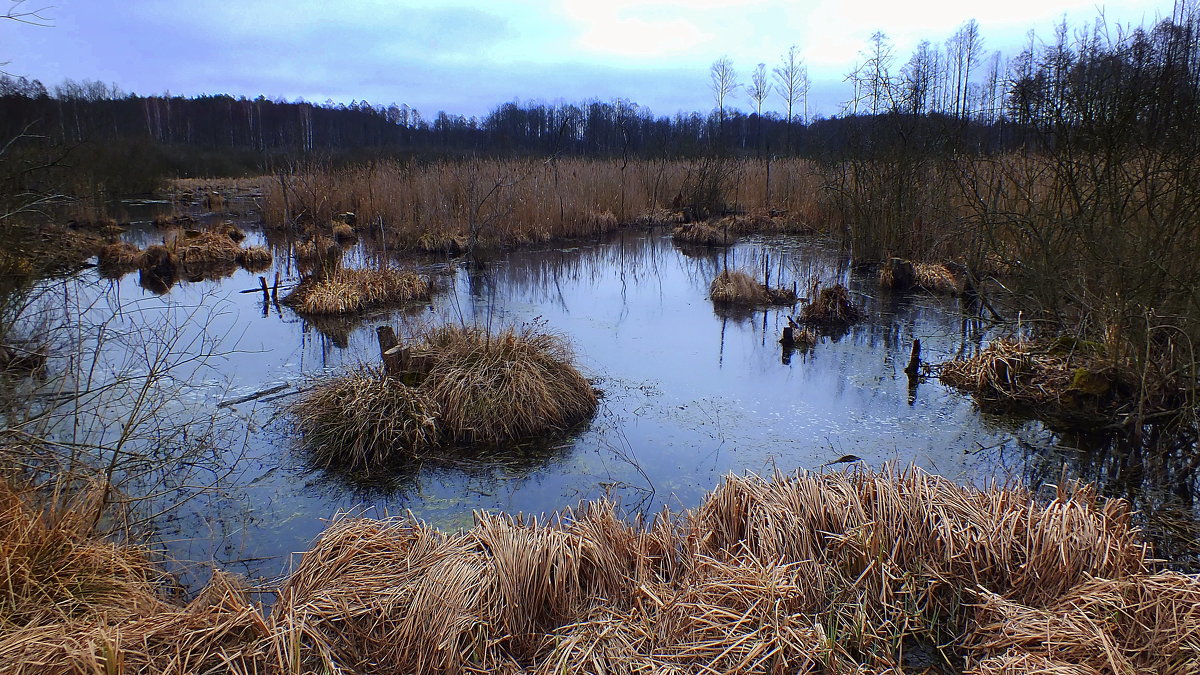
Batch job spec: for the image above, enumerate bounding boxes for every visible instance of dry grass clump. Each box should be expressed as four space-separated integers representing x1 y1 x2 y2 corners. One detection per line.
915 262 965 295
236 246 273 272
291 324 597 468
95 241 142 278
268 467 1189 674
673 222 732 247
799 283 861 325
710 269 797 306
332 222 357 242
295 235 343 276
583 209 618 232
290 366 442 468
939 338 1136 425
0 478 272 672
719 209 815 235
283 267 431 315
215 221 246 242
174 230 243 265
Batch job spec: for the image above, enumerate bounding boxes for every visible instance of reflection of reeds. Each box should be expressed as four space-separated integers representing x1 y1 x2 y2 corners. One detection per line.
283 267 430 315
292 323 598 468
5 468 1199 673
709 269 797 306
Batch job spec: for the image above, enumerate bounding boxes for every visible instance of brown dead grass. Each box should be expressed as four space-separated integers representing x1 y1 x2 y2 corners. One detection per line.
95 242 142 278
710 269 797 306
938 338 1144 425
799 283 862 326
291 323 598 468
174 230 243 266
236 246 273 272
673 222 732 247
4 467 1198 674
283 267 431 315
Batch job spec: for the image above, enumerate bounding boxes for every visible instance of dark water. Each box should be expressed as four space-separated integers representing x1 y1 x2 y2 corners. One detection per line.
13 219 1195 586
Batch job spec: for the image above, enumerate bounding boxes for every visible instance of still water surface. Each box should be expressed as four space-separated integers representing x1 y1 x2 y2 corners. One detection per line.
50 225 1059 584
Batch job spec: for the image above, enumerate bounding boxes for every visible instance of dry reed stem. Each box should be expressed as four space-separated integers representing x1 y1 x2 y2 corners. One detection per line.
283 267 431 315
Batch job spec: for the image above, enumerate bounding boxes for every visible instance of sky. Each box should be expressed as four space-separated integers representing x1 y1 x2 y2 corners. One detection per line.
0 0 1178 119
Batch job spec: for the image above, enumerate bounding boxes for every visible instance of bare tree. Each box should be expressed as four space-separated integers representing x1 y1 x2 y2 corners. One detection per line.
710 56 738 119
864 31 897 114
748 62 770 116
901 40 937 114
774 45 809 124
946 19 983 118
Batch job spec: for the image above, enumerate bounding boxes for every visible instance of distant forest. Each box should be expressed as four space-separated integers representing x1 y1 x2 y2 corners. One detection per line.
1 8 1197 194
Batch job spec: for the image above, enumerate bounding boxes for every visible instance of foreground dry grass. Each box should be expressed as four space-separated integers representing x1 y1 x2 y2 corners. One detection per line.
3 467 1198 674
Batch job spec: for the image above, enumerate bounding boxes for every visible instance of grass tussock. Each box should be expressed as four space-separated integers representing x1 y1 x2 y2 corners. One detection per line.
236 246 273 272
283 267 431 315
799 283 862 326
174 230 243 266
6 468 1198 673
332 222 357 242
673 222 732 247
95 242 142 278
938 337 1150 426
709 269 797 306
291 323 598 468
914 262 964 295
294 235 343 276
269 467 1196 674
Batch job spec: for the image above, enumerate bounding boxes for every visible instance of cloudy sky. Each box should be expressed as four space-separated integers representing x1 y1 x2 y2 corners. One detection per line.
1 0 1173 119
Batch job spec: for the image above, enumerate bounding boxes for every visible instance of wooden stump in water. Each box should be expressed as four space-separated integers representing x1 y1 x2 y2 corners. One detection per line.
905 339 922 379
377 326 401 375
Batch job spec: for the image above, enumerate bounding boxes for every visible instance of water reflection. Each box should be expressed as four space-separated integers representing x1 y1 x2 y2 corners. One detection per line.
4 224 1196 585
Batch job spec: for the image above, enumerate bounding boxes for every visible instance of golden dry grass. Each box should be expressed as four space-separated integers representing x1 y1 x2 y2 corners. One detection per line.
4 468 1198 674
673 222 732 247
710 269 797 306
938 338 1141 425
262 158 826 251
283 267 431 315
332 222 357 242
95 242 142 278
173 230 243 266
914 262 964 295
294 235 342 277
799 283 861 326
236 246 273 272
292 323 598 469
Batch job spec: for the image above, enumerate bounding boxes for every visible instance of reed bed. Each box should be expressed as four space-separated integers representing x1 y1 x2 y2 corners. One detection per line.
710 269 797 306
283 267 431 315
799 283 861 326
939 338 1136 425
6 468 1198 673
291 323 598 469
673 222 732 247
262 158 826 251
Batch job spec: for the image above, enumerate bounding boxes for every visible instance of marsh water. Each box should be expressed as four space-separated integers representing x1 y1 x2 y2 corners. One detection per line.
19 212 1195 587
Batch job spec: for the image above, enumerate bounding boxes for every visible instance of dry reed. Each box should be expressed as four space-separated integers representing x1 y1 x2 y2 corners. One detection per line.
283 267 431 315
174 230 243 266
294 235 343 277
332 222 357 242
710 269 797 306
799 283 861 326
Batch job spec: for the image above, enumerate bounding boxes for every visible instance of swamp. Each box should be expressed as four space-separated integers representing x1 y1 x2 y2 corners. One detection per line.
2 2 1200 673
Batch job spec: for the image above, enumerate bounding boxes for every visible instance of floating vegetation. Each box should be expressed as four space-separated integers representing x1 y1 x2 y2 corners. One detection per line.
236 246 273 272
799 283 861 326
95 242 142 278
283 267 431 315
291 323 597 468
709 269 797 306
673 222 731 247
938 337 1146 426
